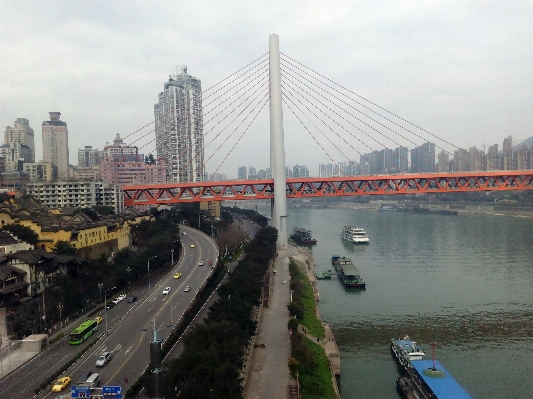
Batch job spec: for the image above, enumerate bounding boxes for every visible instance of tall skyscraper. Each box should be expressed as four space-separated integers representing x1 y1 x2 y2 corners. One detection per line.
4 118 35 162
154 65 203 183
42 112 69 179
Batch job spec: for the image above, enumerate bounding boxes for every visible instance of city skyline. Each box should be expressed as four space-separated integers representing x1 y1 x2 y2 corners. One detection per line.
1 2 532 178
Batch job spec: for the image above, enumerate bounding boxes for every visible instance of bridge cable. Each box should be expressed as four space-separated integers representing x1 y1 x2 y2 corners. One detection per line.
203 53 268 95
281 83 383 173
203 61 268 110
281 57 456 171
280 53 476 169
281 67 428 173
203 68 269 122
282 97 362 174
207 96 270 180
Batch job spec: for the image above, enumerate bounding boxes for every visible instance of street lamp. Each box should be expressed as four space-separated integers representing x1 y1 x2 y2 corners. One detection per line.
171 240 179 267
57 302 63 327
98 283 103 304
104 286 116 336
148 256 157 292
126 267 131 292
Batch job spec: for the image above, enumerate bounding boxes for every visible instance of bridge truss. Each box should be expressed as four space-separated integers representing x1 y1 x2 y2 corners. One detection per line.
123 171 533 206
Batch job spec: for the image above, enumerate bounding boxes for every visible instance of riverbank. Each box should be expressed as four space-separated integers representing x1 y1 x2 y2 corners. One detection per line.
290 246 342 399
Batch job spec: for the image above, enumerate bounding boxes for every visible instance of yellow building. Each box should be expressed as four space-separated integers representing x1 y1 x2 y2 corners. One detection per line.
200 200 221 219
0 198 150 259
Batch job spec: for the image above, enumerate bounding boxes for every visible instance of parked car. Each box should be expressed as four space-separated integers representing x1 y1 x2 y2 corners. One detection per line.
76 371 93 385
174 272 182 279
127 296 137 303
198 261 204 266
163 287 170 295
95 351 111 367
184 286 191 292
52 377 71 392
112 298 121 305
105 302 115 309
94 317 102 324
118 294 127 300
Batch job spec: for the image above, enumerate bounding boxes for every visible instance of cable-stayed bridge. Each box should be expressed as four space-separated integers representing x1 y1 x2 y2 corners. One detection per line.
122 35 533 248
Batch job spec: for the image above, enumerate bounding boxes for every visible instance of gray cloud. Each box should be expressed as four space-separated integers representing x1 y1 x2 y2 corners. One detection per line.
1 1 531 177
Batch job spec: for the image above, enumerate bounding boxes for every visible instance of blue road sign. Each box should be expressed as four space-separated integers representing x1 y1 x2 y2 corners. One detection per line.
71 385 91 398
103 385 122 398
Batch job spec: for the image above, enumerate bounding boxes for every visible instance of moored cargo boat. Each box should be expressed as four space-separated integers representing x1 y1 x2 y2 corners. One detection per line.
315 270 331 279
331 255 366 288
291 227 317 245
397 359 472 399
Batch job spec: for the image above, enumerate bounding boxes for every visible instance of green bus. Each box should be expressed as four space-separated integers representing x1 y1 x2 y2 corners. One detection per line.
68 319 98 345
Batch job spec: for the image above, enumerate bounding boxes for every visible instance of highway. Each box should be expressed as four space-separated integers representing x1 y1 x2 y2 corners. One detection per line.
1 226 217 399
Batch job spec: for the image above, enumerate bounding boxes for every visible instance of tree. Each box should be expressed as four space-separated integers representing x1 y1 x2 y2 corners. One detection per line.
1 224 39 245
52 240 77 255
145 153 155 165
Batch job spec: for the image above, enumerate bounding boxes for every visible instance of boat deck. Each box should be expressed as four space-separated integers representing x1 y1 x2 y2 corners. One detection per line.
411 360 472 399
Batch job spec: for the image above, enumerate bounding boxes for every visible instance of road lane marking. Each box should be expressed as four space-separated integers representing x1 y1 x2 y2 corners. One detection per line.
108 331 147 384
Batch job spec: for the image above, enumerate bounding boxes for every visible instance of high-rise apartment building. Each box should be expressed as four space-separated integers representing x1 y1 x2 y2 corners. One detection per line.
237 166 247 180
154 65 203 183
410 142 435 173
4 118 35 162
42 112 69 179
78 146 102 167
293 164 309 178
0 142 32 171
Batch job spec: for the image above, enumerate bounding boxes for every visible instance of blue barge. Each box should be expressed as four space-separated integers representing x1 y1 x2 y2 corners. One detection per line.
397 359 472 399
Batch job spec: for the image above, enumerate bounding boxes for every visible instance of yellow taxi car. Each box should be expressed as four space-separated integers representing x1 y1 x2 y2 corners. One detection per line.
174 272 182 279
94 316 103 324
190 243 195 248
52 376 71 392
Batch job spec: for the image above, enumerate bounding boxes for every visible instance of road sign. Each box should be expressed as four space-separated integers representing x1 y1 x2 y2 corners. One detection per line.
103 385 122 398
71 385 91 398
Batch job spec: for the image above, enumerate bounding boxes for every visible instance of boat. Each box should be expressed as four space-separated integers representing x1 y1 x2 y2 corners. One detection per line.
340 225 369 244
391 339 472 399
397 359 472 399
379 204 400 211
331 255 366 288
290 227 317 245
390 336 426 370
315 270 331 279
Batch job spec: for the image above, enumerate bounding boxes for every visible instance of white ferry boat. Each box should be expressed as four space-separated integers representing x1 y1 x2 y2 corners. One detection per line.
340 225 369 244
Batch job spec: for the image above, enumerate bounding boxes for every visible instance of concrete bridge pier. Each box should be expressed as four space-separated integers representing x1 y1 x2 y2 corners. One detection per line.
269 33 288 250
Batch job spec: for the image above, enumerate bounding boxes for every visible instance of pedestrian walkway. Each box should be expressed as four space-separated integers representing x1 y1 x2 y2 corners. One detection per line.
243 245 297 399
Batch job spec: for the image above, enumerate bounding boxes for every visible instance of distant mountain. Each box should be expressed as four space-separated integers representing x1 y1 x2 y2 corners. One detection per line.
514 136 533 149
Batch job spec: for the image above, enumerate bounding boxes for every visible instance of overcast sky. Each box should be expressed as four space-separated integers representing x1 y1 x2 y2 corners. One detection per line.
1 1 532 178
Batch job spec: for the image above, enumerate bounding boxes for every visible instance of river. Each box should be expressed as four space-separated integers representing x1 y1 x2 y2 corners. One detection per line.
251 205 533 399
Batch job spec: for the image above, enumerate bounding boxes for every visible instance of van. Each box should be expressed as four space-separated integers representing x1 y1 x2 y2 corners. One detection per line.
85 372 100 387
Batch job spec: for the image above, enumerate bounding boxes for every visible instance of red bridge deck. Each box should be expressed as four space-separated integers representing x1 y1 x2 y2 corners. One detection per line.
123 171 533 206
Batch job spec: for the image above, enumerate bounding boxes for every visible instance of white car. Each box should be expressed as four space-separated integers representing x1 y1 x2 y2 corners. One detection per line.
118 294 127 300
112 298 121 304
163 287 170 295
198 261 204 266
184 286 191 292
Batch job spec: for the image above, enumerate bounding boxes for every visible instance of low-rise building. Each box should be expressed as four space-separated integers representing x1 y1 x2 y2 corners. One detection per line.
26 181 124 213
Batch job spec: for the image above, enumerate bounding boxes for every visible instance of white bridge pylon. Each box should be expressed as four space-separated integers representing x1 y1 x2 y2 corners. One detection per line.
269 34 288 250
